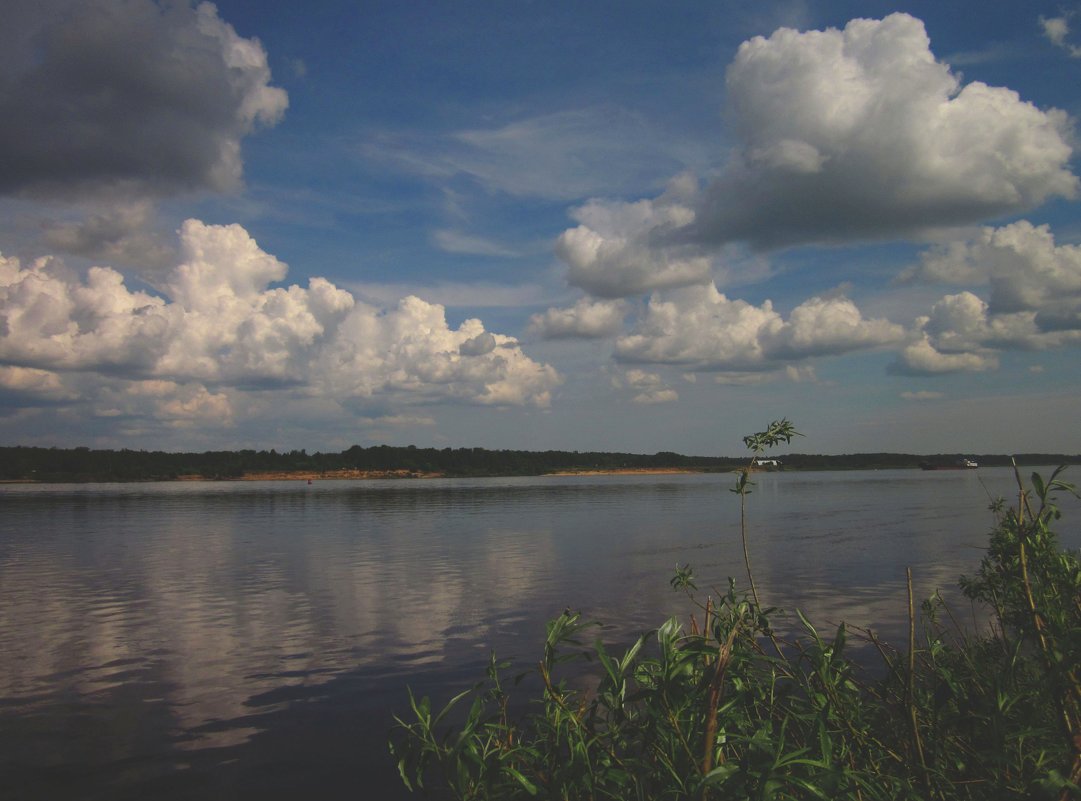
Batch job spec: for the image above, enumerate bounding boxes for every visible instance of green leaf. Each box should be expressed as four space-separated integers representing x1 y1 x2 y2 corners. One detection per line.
619 632 648 673
505 767 539 795
796 608 820 643
702 764 739 785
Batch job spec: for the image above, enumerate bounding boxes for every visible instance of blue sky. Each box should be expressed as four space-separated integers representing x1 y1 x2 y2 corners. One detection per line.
1 0 1080 455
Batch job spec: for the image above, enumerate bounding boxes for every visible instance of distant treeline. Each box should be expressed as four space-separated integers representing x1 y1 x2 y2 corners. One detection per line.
4 444 1081 483
0 445 734 482
1 445 1078 483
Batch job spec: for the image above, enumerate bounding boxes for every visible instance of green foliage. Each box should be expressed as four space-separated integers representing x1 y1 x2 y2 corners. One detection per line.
670 563 697 592
742 419 802 455
391 463 1081 800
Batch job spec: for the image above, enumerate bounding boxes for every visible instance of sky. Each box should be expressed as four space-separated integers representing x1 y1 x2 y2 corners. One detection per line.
1 0 1080 456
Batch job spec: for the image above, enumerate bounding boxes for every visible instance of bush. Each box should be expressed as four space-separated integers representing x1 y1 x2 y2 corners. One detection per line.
390 459 1080 800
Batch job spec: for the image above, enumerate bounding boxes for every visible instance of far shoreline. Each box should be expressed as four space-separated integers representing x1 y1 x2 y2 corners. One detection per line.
1 467 723 484
5 448 1078 484
199 467 711 481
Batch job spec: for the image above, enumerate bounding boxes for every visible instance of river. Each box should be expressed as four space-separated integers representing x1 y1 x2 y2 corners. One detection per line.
1 467 1077 800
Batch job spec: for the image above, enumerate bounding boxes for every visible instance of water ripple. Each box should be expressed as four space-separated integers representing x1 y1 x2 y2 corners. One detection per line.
0 469 1077 800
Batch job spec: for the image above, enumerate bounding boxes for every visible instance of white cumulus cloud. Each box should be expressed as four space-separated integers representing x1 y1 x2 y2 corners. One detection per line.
555 175 712 299
528 299 627 339
890 290 1077 376
702 13 1077 248
614 283 902 371
904 221 1081 326
765 296 905 359
0 220 561 431
554 12 1077 297
892 223 1081 374
615 284 781 368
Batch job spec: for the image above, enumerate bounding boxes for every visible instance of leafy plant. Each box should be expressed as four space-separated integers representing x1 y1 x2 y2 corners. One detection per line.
390 428 1080 800
732 419 801 608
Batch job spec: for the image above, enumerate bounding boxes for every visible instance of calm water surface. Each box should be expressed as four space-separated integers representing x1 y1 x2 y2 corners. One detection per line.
1 468 1078 800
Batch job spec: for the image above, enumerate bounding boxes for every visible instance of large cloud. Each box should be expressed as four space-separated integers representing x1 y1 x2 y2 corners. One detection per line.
613 283 903 371
0 221 560 427
701 13 1076 247
892 221 1081 374
316 296 560 407
892 289 1081 375
555 13 1076 298
904 221 1081 327
555 174 712 298
0 0 287 200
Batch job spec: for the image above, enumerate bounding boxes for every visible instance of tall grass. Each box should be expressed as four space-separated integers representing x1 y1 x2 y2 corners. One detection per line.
390 427 1080 800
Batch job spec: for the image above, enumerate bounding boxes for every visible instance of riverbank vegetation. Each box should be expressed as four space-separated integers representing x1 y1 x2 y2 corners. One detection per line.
2 443 1080 482
390 424 1081 800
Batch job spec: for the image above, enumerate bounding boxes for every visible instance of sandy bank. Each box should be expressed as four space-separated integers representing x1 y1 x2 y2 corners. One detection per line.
177 469 445 481
545 467 706 476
